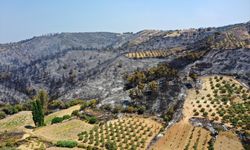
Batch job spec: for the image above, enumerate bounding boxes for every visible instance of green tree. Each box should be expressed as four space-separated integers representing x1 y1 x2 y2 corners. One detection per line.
36 90 49 113
32 99 45 127
105 141 117 150
0 110 6 119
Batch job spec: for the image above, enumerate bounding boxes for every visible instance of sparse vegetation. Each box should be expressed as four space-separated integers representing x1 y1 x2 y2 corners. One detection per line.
56 140 78 148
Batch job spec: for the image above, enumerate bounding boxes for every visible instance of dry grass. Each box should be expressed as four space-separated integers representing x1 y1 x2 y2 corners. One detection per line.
45 105 80 124
18 139 46 150
0 111 34 132
46 147 83 150
214 131 244 150
34 119 93 142
151 121 211 150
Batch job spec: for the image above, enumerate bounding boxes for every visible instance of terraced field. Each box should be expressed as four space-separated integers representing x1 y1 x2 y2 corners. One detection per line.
184 76 250 129
151 120 211 150
214 131 244 150
125 47 184 59
151 75 248 150
18 138 46 150
34 119 93 142
77 116 162 150
0 111 34 132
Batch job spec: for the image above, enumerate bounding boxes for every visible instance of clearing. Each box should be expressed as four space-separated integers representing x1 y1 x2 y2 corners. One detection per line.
214 131 244 150
0 111 34 132
34 119 93 142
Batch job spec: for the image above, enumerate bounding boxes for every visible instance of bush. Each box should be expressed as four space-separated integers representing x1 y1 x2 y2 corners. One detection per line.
2 104 19 115
137 106 146 114
203 112 208 117
48 100 65 109
215 83 221 87
88 116 97 124
51 117 64 124
112 105 123 114
0 110 6 119
56 140 78 148
101 104 112 111
80 102 89 111
66 99 85 107
71 110 79 117
105 141 117 150
62 115 71 120
194 112 199 116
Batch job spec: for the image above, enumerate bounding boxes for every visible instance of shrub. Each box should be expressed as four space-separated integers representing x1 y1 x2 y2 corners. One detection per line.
48 100 65 109
56 140 78 148
105 141 117 150
203 112 208 117
215 83 220 87
71 110 79 117
2 104 19 115
0 110 6 119
112 105 123 114
51 117 64 124
80 102 89 110
137 106 146 114
62 115 71 120
78 135 83 141
88 116 97 124
101 104 112 111
220 89 226 94
66 99 85 107
194 112 199 116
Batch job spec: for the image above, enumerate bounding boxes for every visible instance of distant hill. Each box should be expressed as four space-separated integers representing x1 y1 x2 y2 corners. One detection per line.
0 21 249 112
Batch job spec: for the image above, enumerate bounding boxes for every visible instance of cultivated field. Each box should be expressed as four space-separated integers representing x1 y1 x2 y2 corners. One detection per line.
151 121 211 150
18 138 46 150
34 119 93 142
125 47 184 59
151 75 248 150
77 116 163 150
183 76 250 129
0 111 34 132
214 131 244 150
